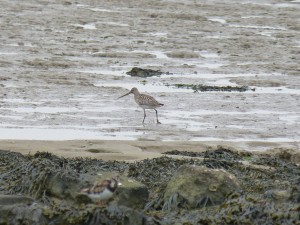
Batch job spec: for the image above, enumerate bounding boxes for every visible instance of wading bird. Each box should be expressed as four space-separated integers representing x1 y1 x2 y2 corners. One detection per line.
118 87 164 124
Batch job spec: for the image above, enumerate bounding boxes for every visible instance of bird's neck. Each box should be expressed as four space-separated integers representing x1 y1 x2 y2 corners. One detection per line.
133 91 140 98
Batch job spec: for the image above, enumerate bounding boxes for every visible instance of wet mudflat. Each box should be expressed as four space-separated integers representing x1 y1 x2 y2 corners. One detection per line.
0 1 300 224
0 0 299 150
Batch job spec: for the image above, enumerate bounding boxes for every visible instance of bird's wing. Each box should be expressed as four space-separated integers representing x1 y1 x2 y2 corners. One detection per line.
93 180 110 193
81 180 109 194
139 94 161 106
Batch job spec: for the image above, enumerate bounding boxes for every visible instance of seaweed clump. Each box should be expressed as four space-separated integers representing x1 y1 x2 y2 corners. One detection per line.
172 83 255 92
1 147 300 225
0 151 128 200
126 67 164 77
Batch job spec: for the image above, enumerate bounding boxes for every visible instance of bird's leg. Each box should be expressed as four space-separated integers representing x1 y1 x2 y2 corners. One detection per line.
154 109 161 124
144 109 146 122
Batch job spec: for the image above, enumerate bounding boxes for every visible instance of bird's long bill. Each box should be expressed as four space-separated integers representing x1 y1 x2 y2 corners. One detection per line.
117 91 131 99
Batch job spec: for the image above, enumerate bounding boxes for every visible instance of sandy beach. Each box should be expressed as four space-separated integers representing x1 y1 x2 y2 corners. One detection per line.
0 139 298 162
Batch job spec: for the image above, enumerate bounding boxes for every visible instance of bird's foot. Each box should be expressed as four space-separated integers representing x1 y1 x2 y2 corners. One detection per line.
157 120 161 124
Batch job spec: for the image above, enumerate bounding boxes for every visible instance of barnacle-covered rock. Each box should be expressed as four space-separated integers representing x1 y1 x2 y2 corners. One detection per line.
163 165 240 209
114 177 149 208
126 67 163 77
0 200 48 225
47 174 80 200
1 147 300 224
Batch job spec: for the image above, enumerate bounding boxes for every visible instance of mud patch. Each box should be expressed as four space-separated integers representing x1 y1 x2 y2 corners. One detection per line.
0 0 299 144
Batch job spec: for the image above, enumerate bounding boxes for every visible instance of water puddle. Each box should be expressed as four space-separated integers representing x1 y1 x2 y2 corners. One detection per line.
2 107 79 114
190 137 300 143
78 69 128 77
198 51 220 58
274 3 300 8
88 8 116 12
97 21 129 27
72 23 96 29
195 63 224 69
95 77 300 95
97 83 193 93
0 115 24 120
206 79 236 86
279 115 300 125
132 50 169 59
81 106 129 113
228 24 287 31
254 86 300 94
0 127 142 141
168 109 298 117
241 15 273 19
147 32 168 37
0 52 20 55
159 72 276 79
207 17 227 24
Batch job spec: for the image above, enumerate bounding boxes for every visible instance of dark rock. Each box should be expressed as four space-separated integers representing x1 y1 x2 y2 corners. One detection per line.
115 178 149 208
46 174 80 200
0 196 48 225
163 165 240 209
126 67 163 77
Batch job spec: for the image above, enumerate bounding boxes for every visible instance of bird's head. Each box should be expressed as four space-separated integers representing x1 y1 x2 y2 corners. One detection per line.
117 87 139 99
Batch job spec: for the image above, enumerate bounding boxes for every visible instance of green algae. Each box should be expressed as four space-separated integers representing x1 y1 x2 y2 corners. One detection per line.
171 83 255 92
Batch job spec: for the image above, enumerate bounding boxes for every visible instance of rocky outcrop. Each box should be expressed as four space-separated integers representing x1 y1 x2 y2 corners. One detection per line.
1 148 300 224
126 67 163 77
0 195 48 225
163 165 240 209
114 178 149 208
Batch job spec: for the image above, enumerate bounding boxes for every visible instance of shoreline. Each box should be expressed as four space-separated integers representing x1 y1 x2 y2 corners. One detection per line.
0 139 298 162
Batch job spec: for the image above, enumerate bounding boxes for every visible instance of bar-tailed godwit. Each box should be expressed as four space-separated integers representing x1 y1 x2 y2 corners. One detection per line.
118 87 164 124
